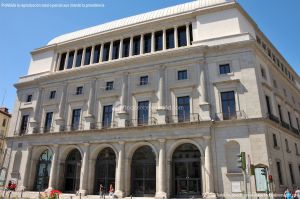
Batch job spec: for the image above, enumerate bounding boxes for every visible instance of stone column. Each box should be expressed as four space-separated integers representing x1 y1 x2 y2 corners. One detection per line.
99 43 103 62
174 26 178 48
118 73 129 127
156 66 166 124
56 53 62 71
21 146 33 191
81 47 86 66
72 49 78 68
204 137 216 198
79 143 90 195
115 141 125 198
84 79 96 130
87 159 96 194
151 31 155 53
64 51 69 70
129 36 133 57
90 45 95 65
55 84 68 131
162 29 166 50
29 88 42 134
140 34 144 54
119 39 123 58
199 62 210 121
186 23 191 46
156 139 167 199
109 41 113 60
47 145 59 191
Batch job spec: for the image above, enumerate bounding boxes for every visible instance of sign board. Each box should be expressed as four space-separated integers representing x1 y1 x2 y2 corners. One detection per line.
231 181 242 193
254 167 267 192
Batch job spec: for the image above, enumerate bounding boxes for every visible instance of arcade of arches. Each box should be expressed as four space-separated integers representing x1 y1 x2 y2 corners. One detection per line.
23 140 215 197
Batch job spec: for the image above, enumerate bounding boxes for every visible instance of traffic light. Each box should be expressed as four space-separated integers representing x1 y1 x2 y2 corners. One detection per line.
261 168 267 176
237 152 246 171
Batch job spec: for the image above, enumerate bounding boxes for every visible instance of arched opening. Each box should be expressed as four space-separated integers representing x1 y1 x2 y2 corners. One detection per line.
34 149 53 191
94 148 116 194
172 143 202 197
131 146 156 196
64 149 82 193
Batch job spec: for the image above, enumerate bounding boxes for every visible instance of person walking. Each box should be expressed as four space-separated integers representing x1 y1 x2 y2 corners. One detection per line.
99 184 104 198
294 187 300 199
109 184 114 199
284 188 293 199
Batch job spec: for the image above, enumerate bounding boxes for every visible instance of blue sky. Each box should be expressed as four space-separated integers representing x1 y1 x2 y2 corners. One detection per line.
0 0 299 112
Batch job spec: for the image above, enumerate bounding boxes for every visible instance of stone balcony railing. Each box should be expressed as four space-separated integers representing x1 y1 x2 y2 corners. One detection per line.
266 113 300 136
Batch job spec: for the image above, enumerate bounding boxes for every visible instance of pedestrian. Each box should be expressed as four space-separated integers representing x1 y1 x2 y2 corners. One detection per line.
99 184 104 198
109 184 114 198
284 188 293 199
294 187 300 199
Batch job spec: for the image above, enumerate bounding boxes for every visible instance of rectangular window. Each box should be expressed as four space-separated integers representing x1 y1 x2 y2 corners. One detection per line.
177 26 187 47
2 119 6 127
59 52 67 70
221 91 236 120
260 67 266 79
276 161 283 185
273 134 278 148
296 118 300 130
140 76 148 86
178 70 187 80
285 139 290 152
166 28 174 49
189 24 193 45
84 46 92 65
20 115 29 135
122 38 130 58
75 49 83 67
177 96 190 122
155 31 163 51
289 163 295 184
67 51 75 69
76 86 83 95
105 81 114 91
143 33 152 53
278 105 283 123
93 44 101 64
71 109 81 130
112 40 120 60
219 64 231 74
102 42 110 62
138 101 149 125
295 143 299 155
44 112 53 133
26 94 32 103
133 36 141 56
49 91 56 99
265 96 272 115
288 112 292 127
102 105 113 128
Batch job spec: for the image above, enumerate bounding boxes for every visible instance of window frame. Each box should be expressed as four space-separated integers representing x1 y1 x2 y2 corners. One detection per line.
49 90 56 100
75 86 83 95
219 63 231 75
177 70 188 80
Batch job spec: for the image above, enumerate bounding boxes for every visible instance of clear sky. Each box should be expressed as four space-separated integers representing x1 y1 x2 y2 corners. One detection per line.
0 0 299 112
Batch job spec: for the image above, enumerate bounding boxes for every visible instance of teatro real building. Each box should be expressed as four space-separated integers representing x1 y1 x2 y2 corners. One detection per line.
3 0 300 198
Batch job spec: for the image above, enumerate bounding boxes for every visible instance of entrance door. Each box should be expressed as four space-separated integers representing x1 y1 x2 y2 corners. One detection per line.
64 149 82 193
172 144 201 197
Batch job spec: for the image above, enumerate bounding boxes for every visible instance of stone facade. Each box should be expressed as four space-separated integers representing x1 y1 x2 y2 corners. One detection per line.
3 0 300 198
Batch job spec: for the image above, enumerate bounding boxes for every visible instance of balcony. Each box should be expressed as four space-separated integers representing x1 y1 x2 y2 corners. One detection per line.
214 111 247 121
34 126 54 134
166 113 200 124
266 113 300 136
62 124 84 132
90 121 118 130
267 113 280 124
126 117 158 127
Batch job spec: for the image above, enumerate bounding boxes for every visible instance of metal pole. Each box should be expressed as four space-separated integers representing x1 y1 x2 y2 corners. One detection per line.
21 189 23 198
8 191 12 199
243 170 248 199
80 192 81 199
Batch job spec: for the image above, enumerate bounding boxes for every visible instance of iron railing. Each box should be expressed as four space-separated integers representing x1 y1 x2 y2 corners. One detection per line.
166 113 200 124
90 121 118 129
266 113 300 135
214 111 247 121
125 117 158 127
61 124 84 132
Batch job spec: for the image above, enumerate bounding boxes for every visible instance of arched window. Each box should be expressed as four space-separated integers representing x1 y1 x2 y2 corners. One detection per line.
225 141 241 173
34 149 53 191
64 149 82 193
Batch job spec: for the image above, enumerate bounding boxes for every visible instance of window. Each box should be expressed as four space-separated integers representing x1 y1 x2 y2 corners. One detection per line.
143 33 152 54
71 109 81 130
93 44 101 64
288 112 292 127
112 40 120 60
177 96 190 122
75 49 83 67
59 52 67 70
265 96 272 115
122 38 130 57
75 86 83 95
273 134 278 148
276 161 283 185
2 119 6 127
84 47 92 65
166 28 174 49
295 143 299 155
102 105 113 128
67 51 75 69
140 76 148 86
44 112 53 133
278 105 283 123
273 80 277 88
133 36 141 56
102 42 110 62
49 91 56 99
261 67 266 79
155 31 163 51
26 94 32 103
177 70 187 80
138 101 149 125
288 163 295 185
20 115 29 135
105 81 114 91
219 64 231 74
296 118 300 131
189 24 193 45
177 26 187 47
285 139 290 152
221 91 236 120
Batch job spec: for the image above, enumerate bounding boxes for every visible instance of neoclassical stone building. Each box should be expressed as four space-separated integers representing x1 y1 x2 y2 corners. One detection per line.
4 0 300 198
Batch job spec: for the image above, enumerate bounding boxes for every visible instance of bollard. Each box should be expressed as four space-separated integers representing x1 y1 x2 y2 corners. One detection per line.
130 195 132 199
104 194 105 199
39 191 41 199
8 191 12 199
80 193 81 199
21 189 23 198
70 196 73 199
